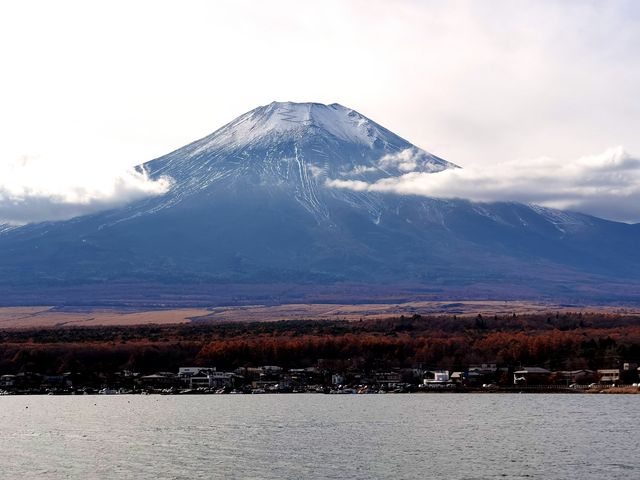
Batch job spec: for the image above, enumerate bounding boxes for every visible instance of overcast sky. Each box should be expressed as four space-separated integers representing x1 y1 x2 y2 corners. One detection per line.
1 1 639 223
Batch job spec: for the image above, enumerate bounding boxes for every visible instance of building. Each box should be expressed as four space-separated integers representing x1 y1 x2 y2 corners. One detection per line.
424 370 450 384
41 375 72 389
177 367 236 388
251 377 291 392
138 372 180 389
513 367 551 385
556 369 595 385
469 363 497 373
0 375 15 388
597 369 621 384
375 372 402 389
190 370 235 389
465 364 500 385
178 366 215 380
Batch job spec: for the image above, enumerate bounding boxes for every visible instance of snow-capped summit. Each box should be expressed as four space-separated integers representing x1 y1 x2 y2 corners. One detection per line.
138 102 457 221
192 101 407 150
1 101 639 304
142 102 456 206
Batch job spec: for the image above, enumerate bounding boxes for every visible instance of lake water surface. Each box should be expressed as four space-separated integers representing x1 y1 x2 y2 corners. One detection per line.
0 394 638 479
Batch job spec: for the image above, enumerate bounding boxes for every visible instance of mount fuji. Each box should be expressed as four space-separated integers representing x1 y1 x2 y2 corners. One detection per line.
1 101 639 305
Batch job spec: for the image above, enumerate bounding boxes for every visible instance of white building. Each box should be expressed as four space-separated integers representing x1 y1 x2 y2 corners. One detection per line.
189 370 234 388
597 369 620 384
424 370 450 384
177 367 235 388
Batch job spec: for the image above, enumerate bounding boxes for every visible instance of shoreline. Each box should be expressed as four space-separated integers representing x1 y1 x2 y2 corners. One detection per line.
2 386 639 396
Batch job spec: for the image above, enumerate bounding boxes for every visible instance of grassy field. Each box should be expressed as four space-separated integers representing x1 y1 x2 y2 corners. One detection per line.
0 301 639 328
0 307 205 328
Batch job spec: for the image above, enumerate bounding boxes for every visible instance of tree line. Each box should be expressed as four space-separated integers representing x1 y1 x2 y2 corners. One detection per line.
0 312 638 375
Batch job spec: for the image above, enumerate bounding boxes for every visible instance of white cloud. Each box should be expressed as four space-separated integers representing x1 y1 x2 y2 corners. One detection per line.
377 148 453 173
343 165 378 176
379 148 421 172
326 178 370 191
0 155 172 224
327 147 640 223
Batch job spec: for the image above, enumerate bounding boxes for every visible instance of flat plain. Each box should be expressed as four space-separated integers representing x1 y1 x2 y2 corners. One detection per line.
1 301 639 328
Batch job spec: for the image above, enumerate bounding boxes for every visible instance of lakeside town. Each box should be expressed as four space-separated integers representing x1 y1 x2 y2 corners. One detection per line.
2 361 639 395
1 312 640 395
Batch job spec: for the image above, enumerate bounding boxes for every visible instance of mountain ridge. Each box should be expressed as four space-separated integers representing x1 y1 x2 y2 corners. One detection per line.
0 101 639 305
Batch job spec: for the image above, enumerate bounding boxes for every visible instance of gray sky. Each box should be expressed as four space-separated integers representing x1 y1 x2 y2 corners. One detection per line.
1 0 639 223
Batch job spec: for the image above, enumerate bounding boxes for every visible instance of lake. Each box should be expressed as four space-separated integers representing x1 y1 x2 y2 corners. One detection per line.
0 394 638 479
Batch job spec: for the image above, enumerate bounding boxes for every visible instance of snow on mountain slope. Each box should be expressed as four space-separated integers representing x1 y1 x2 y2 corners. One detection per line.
0 101 639 304
193 102 386 150
144 102 454 182
126 102 458 224
0 224 19 235
127 102 597 236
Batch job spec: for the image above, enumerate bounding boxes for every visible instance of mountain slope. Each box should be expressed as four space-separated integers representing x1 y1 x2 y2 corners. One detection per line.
0 101 639 304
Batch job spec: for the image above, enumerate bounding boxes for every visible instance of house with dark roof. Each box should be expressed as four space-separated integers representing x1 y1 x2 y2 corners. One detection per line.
513 367 551 385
